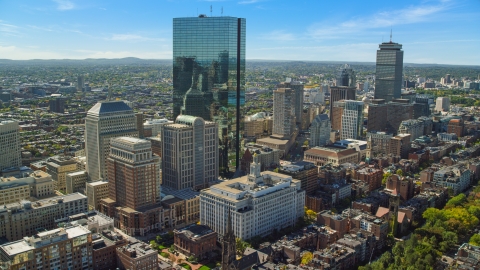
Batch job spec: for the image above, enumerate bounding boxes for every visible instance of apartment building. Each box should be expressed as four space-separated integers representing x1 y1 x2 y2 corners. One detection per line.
46 155 78 193
66 170 88 194
433 164 471 195
0 170 54 205
0 225 93 270
116 241 158 270
86 180 109 210
0 193 88 241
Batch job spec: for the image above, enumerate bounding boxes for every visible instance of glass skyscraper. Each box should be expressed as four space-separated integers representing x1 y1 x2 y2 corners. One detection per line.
173 16 245 176
374 41 403 102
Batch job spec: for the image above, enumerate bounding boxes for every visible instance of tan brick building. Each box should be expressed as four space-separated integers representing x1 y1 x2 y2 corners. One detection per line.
86 180 109 210
304 147 360 166
46 155 78 192
0 193 88 241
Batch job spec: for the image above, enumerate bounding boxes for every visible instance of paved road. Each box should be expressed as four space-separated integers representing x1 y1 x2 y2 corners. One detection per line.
288 135 308 162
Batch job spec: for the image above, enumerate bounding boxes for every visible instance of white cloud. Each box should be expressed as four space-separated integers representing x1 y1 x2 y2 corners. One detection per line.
260 30 295 41
0 21 20 34
27 25 54 32
53 0 76 11
107 34 165 42
238 0 260 4
248 43 378 62
0 45 172 60
308 1 452 39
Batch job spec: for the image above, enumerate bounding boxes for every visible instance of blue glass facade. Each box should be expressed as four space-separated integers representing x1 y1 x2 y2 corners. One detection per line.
173 16 245 175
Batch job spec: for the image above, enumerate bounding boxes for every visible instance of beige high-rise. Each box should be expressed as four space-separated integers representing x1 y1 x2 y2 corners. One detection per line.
85 101 138 181
0 120 21 171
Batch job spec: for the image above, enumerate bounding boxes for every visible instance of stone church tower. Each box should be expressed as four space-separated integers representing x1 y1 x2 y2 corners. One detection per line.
221 211 237 269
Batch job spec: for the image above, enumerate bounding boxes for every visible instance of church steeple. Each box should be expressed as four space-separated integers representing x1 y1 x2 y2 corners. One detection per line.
221 210 237 269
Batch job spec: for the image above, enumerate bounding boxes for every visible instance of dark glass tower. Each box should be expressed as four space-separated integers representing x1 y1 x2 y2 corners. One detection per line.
336 64 356 87
173 16 246 176
374 41 403 102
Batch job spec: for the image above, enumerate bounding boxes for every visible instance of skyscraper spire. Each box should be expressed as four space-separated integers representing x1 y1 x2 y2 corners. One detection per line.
390 28 392 43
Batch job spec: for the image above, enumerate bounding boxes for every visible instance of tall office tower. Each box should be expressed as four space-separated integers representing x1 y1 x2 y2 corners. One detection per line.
162 115 218 191
341 100 364 140
85 101 138 181
374 40 404 102
310 114 331 147
49 96 66 113
367 99 413 134
336 64 356 87
435 97 450 112
173 16 245 173
279 78 304 125
99 137 162 236
331 101 345 132
107 137 160 209
272 88 295 139
445 74 451 84
329 86 356 127
0 120 21 171
77 75 84 92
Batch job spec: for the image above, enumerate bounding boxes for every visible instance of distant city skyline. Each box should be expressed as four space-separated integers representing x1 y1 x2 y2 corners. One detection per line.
0 0 479 65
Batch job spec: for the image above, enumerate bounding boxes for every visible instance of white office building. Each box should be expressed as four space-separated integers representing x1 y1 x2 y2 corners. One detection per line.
85 101 138 181
162 115 218 191
144 118 173 136
200 154 305 240
310 114 331 147
435 97 450 112
341 100 364 140
0 120 21 171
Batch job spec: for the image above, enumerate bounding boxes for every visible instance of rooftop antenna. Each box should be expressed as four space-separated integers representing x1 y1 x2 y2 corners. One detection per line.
210 5 212 17
390 28 392 42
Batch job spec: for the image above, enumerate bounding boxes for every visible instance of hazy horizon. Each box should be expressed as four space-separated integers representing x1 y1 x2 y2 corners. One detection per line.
1 0 479 65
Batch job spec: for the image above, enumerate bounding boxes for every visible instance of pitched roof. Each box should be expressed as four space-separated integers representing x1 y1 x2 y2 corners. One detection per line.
375 207 390 218
397 212 407 223
87 101 133 115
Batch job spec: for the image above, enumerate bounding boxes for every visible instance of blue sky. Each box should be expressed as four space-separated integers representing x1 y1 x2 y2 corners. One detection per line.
0 0 479 64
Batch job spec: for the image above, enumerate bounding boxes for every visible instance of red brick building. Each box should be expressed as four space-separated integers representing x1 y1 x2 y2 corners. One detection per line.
99 137 163 236
92 230 127 270
174 224 218 260
353 167 382 191
316 210 348 238
447 118 464 138
116 241 158 270
385 174 414 201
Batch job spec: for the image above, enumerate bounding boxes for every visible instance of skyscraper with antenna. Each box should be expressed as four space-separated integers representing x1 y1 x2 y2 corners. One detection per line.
374 31 404 102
